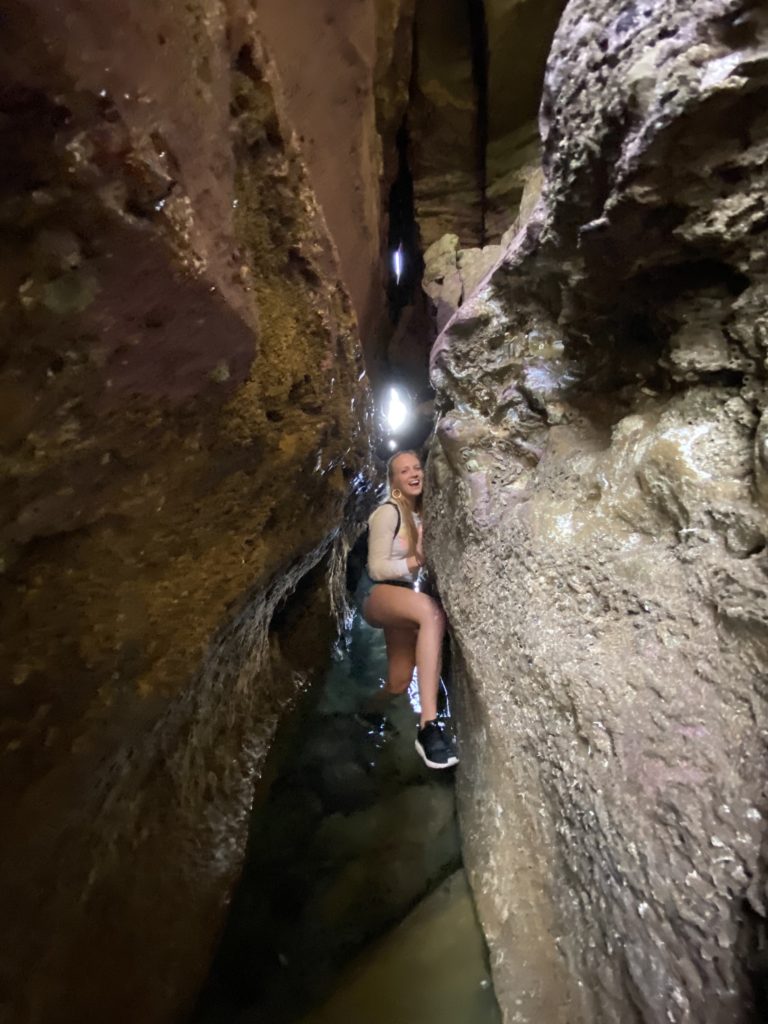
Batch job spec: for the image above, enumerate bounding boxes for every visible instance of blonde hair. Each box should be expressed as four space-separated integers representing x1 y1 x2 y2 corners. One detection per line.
387 449 422 556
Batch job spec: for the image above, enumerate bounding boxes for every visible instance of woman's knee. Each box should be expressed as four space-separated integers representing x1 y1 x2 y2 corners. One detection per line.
419 595 446 633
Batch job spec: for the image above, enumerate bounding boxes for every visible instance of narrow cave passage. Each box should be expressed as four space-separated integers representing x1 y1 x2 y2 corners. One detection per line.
5 1 768 1023
386 122 421 326
192 610 500 1024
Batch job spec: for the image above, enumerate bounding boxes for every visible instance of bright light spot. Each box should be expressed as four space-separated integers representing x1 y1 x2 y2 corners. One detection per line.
408 672 421 714
392 244 404 284
387 439 397 450
386 387 408 431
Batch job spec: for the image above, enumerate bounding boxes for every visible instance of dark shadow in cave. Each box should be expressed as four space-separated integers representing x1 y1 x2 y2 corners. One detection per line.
378 116 437 462
467 0 489 245
386 120 422 326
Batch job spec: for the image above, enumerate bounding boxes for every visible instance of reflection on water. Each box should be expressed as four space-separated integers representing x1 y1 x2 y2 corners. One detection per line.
193 613 500 1024
299 871 500 1024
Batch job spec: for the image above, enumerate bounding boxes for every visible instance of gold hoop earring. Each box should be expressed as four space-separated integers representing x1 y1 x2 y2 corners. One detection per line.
391 488 403 500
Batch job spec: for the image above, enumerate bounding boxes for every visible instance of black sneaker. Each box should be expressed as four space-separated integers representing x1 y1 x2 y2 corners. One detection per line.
415 720 459 769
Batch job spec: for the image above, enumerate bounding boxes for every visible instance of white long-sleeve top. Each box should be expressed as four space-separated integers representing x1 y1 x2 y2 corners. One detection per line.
367 502 419 582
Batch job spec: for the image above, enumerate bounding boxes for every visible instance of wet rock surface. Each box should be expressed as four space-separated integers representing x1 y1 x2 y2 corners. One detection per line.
484 1 566 239
0 3 371 1021
257 0 416 350
407 0 565 249
408 0 483 248
427 1 768 1021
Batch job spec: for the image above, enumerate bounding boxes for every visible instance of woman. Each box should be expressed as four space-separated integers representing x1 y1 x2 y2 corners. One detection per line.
360 449 459 769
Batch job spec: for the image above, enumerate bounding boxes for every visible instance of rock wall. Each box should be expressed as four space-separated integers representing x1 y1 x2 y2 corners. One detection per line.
257 0 416 352
484 0 566 238
409 0 483 248
0 2 371 1021
408 0 566 250
427 1 768 1021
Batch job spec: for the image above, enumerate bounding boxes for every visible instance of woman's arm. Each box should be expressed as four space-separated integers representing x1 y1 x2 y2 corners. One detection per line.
367 503 420 580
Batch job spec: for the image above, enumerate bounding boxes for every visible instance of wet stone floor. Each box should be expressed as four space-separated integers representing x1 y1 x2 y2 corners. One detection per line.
193 612 501 1024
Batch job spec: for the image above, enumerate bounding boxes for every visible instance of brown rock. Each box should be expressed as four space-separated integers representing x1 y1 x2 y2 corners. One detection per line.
0 2 370 1021
257 0 416 353
428 1 768 1021
485 0 567 238
408 0 483 248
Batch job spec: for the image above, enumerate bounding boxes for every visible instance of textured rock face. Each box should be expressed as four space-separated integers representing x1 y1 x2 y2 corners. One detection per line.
408 0 566 249
409 0 483 248
427 1 768 1021
422 223 520 332
485 0 566 238
257 0 416 348
0 3 370 1021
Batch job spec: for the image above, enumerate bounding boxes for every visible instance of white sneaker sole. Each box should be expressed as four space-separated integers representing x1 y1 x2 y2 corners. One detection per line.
415 739 459 769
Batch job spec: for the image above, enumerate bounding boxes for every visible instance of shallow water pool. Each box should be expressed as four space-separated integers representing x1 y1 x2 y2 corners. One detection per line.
193 612 500 1024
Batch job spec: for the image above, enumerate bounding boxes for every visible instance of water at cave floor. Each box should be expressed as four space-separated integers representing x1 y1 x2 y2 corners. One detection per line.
193 611 501 1024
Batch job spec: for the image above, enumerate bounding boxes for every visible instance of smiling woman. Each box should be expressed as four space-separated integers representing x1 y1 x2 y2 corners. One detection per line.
358 450 459 770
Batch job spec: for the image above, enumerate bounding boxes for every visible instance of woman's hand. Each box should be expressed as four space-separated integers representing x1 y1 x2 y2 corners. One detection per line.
406 524 425 572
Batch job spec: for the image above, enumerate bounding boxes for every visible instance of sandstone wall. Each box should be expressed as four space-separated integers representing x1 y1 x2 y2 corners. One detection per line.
0 2 371 1021
257 0 416 352
409 0 483 248
484 0 566 238
427 1 768 1020
408 0 566 249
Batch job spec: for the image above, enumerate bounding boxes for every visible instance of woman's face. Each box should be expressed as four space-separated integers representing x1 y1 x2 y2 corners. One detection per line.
391 452 423 499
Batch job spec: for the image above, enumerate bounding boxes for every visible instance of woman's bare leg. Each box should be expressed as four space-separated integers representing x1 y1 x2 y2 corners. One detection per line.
383 627 417 694
363 586 446 725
